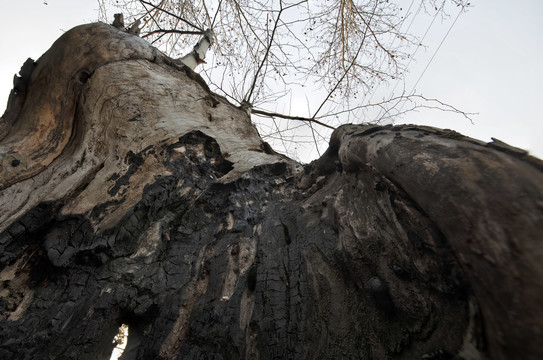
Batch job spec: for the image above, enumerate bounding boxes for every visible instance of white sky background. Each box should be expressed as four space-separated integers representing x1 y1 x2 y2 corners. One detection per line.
399 0 543 159
0 0 542 162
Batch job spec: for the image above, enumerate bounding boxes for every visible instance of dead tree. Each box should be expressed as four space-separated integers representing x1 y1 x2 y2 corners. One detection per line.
0 22 542 360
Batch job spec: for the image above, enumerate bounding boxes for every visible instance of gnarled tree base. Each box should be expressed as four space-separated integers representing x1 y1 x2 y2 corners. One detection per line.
0 22 542 360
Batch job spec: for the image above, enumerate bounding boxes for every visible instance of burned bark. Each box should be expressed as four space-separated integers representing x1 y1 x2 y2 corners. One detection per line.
0 22 542 360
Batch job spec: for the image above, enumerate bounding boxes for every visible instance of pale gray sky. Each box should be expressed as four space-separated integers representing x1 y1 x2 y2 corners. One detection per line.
1 0 541 160
399 0 543 159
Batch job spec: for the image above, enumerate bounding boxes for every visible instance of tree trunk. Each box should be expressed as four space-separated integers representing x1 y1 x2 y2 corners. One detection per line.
1 22 542 360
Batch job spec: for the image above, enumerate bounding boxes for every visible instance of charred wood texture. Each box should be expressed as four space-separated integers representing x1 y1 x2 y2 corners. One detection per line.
1 23 542 360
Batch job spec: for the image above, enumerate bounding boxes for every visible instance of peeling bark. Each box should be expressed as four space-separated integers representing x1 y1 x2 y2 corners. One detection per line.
0 22 542 360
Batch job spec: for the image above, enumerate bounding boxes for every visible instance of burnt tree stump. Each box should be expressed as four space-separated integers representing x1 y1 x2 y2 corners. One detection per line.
0 22 542 360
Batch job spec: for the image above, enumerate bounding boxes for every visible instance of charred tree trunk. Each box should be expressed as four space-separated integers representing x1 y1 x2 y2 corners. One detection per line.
1 23 542 360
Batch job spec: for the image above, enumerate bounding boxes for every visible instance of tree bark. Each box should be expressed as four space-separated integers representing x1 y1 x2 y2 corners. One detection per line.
0 22 542 360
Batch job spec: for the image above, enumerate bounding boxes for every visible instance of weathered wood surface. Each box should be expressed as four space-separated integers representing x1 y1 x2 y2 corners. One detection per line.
0 22 542 360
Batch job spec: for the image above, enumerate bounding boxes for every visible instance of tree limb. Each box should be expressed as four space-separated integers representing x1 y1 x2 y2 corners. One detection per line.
252 108 336 130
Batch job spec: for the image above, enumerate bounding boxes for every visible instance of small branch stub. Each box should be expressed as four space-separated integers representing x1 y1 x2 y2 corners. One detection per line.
112 13 124 29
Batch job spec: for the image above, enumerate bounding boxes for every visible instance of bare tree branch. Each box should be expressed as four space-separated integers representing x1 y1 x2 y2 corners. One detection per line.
312 1 378 119
252 108 336 130
142 29 205 38
244 0 285 104
139 0 204 31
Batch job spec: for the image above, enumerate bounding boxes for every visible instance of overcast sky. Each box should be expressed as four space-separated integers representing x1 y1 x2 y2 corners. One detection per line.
399 0 543 160
1 0 541 161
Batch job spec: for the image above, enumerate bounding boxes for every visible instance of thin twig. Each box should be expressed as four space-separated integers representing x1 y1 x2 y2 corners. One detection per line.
140 0 204 31
142 29 205 38
244 0 284 103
